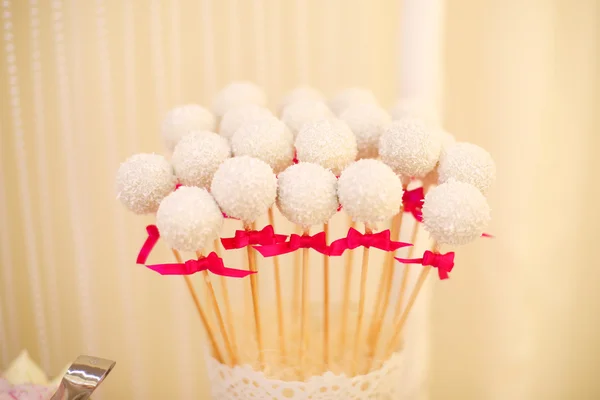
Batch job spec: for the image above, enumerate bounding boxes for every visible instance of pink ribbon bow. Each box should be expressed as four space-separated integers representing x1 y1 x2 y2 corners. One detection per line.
145 252 254 277
403 187 424 222
254 231 329 257
137 225 160 264
329 227 412 256
221 225 287 250
395 250 455 280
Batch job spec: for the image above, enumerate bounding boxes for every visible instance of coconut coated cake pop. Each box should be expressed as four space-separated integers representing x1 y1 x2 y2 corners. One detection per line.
219 104 273 139
116 153 177 214
210 156 277 222
277 162 338 227
171 131 231 189
379 118 442 178
438 142 496 194
337 159 404 226
161 105 216 152
212 81 267 118
231 116 294 174
156 186 224 252
280 99 334 138
339 103 392 159
295 119 357 176
422 179 490 246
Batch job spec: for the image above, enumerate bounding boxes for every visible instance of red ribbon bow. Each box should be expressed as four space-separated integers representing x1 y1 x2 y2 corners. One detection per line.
329 227 412 256
395 250 455 280
403 187 424 222
254 231 329 257
145 252 254 277
137 225 160 264
221 225 287 250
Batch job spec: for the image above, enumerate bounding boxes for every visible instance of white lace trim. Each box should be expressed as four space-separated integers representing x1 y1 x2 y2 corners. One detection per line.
205 350 421 400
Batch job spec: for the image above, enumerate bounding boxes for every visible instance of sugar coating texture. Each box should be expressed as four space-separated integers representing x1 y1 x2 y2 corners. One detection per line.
161 105 216 152
281 100 334 138
337 159 404 226
438 142 496 195
212 81 267 118
171 131 231 189
339 103 392 159
116 153 177 214
328 88 378 116
210 156 277 222
379 118 442 178
277 162 338 227
219 104 273 139
422 180 490 246
156 186 224 252
295 119 357 176
231 116 294 174
278 86 325 113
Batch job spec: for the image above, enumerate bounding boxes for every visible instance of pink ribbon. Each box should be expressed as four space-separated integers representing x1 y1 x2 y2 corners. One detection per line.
403 187 424 222
145 252 254 277
221 225 287 250
254 231 329 256
395 250 455 280
329 227 412 256
137 225 160 264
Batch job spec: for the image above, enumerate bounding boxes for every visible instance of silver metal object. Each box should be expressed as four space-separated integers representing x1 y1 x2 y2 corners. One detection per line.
50 355 115 400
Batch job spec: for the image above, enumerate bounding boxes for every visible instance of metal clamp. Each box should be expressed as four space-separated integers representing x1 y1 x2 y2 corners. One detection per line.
50 355 115 400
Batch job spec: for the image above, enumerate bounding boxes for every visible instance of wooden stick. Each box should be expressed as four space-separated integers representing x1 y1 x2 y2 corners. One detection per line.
299 228 310 378
171 249 224 364
195 250 236 365
292 225 302 331
365 212 404 370
267 208 286 361
352 226 372 375
392 221 420 323
367 212 402 345
385 265 432 358
323 223 330 369
339 218 356 359
213 239 238 364
244 224 264 367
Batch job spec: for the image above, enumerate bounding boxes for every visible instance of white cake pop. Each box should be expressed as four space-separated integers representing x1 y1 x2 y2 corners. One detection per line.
337 159 404 226
280 99 334 138
421 129 457 187
212 81 267 118
438 142 496 194
161 105 216 152
171 131 231 189
219 104 273 139
379 118 442 178
389 98 439 125
231 116 294 174
422 179 490 246
211 156 277 222
116 153 177 214
156 186 224 252
277 162 338 227
295 119 357 176
278 86 325 113
339 103 392 159
328 88 378 116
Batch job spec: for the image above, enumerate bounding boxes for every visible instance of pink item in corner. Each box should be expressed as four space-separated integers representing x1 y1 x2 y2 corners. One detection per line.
0 379 53 400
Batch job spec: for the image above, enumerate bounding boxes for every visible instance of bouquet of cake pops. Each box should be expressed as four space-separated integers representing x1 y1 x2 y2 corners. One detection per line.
116 82 495 399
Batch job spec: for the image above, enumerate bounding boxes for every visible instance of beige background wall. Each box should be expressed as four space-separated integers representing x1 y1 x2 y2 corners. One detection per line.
1 0 599 399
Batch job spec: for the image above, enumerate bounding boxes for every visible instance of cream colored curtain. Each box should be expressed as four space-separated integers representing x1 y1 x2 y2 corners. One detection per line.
1 0 598 399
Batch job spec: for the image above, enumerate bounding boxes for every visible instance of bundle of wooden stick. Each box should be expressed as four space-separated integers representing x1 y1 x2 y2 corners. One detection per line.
116 82 495 380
